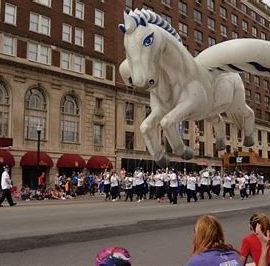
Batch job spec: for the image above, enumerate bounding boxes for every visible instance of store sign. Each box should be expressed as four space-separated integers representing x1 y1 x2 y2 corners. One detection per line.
229 156 250 164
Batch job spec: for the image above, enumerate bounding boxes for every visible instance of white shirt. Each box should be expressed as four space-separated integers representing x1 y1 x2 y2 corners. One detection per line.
135 171 144 186
258 175 264 185
148 174 155 186
110 174 119 187
238 177 246 190
212 175 221 186
187 176 196 191
1 170 12 190
201 177 210 186
250 174 257 184
155 173 164 187
124 176 133 189
223 176 232 188
77 177 84 187
104 173 111 185
169 173 178 187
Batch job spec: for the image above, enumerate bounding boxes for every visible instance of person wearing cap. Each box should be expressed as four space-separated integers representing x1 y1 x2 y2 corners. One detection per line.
0 166 16 207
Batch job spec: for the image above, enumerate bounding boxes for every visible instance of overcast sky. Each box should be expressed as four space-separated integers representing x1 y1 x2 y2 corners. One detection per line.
262 0 270 6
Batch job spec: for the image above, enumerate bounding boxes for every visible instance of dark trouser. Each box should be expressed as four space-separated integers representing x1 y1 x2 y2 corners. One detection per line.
240 188 248 199
179 185 185 197
249 183 256 196
0 189 14 206
223 187 232 198
111 186 118 200
104 184 111 199
125 188 133 201
149 185 155 199
136 184 144 201
168 187 178 204
212 185 221 196
187 189 197 202
200 185 212 199
156 186 163 200
257 184 264 195
231 184 235 197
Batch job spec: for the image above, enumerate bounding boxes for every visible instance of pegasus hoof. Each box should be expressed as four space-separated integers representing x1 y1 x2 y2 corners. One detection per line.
243 136 254 147
181 148 194 160
216 139 225 151
155 154 170 168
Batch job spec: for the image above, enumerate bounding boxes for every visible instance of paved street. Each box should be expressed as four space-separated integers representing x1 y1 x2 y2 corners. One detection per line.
0 191 269 265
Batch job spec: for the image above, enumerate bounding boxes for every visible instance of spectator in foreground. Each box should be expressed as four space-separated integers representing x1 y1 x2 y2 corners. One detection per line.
95 246 131 266
241 213 270 265
256 223 270 266
187 215 242 266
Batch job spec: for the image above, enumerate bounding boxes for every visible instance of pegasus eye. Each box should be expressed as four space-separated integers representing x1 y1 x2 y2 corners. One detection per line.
143 32 154 47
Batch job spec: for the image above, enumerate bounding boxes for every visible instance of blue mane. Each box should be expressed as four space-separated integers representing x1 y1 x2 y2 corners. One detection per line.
129 9 182 42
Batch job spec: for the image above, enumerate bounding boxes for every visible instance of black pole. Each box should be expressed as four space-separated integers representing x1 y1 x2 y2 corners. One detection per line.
37 127 41 175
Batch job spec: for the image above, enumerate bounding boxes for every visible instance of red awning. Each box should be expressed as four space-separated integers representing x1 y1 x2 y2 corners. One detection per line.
20 151 53 167
57 154 86 168
86 156 113 169
0 149 15 166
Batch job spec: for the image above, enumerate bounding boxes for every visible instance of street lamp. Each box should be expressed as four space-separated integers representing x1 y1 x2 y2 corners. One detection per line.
37 124 42 175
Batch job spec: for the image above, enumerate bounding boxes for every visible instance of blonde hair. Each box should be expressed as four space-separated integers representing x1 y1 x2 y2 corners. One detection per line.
250 213 270 234
192 215 233 254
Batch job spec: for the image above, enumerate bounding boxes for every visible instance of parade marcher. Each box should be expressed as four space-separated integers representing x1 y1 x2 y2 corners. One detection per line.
103 170 111 200
249 171 257 196
244 172 250 192
231 173 236 197
200 170 212 200
110 171 120 202
124 174 134 202
222 173 232 199
0 166 16 207
211 171 221 197
155 169 164 202
134 168 144 202
257 173 265 195
162 168 169 198
38 171 46 191
238 174 248 200
168 169 178 205
148 172 155 199
54 173 60 190
77 173 84 195
186 173 198 203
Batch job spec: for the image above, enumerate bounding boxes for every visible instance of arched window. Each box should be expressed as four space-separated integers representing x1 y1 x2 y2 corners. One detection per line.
60 94 79 143
24 87 47 139
0 82 10 137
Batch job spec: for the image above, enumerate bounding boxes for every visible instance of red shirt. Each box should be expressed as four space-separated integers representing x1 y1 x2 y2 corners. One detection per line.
38 175 46 186
241 233 270 265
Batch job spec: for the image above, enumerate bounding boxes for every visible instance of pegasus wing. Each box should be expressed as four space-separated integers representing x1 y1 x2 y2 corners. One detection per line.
195 38 270 77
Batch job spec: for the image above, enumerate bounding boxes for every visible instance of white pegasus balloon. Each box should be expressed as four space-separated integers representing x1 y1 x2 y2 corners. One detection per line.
119 9 270 166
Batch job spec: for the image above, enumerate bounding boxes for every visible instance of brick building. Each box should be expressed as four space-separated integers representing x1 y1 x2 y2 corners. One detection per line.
0 0 270 187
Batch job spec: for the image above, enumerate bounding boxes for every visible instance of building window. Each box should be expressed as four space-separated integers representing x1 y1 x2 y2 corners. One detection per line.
237 130 242 141
198 120 204 136
199 141 205 156
30 12 51 36
242 20 248 32
61 51 84 73
95 9 104 27
263 80 269 91
161 0 171 7
207 0 214 11
231 14 238 25
260 17 265 26
94 34 104 53
0 83 9 137
27 42 51 65
125 131 134 150
220 6 227 19
93 61 103 78
62 24 72 43
207 17 215 31
4 3 17 25
75 27 84 47
2 35 16 56
63 0 72 15
256 109 262 119
24 87 46 140
266 112 270 122
265 96 270 106
178 22 188 37
255 93 261 103
194 30 203 43
61 94 79 143
75 1 84 20
250 10 256 20
231 0 237 6
208 37 216 47
244 72 251 83
125 0 133 12
93 124 103 146
179 1 187 16
245 89 251 100
193 10 202 24
33 0 51 7
125 102 134 125
161 14 172 24
220 25 227 37
261 32 266 40
226 123 230 140
254 76 260 87
232 32 238 39
258 129 262 144
252 27 257 37
241 4 247 13
213 143 218 158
